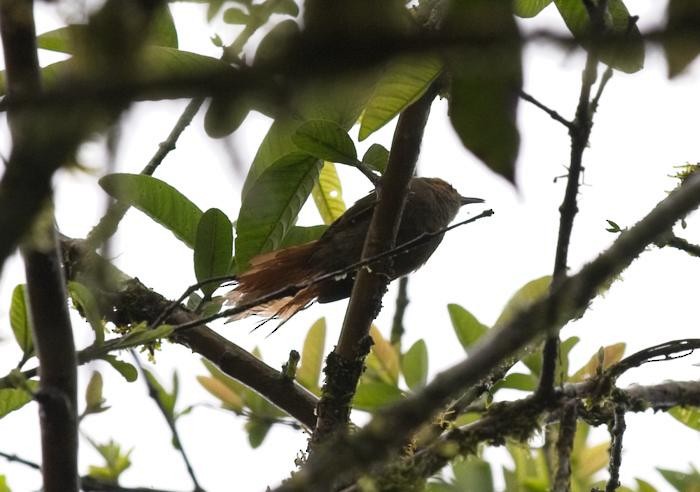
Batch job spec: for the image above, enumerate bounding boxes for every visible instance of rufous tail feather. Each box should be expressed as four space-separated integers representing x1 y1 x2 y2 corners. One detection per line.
225 241 320 322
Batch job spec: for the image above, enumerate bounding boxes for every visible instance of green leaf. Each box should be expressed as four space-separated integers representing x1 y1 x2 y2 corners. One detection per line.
570 343 626 382
576 442 610 478
109 324 173 352
292 120 358 165
312 162 346 224
150 3 179 48
444 0 522 183
493 276 552 329
0 381 37 419
495 372 537 392
87 438 132 483
514 0 553 17
0 475 10 492
361 144 390 174
0 47 235 99
235 152 321 270
663 0 700 77
635 478 658 492
297 318 326 394
447 304 489 352
358 55 443 141
9 284 33 359
668 406 700 431
68 281 105 345
553 0 644 73
194 208 234 297
101 355 138 383
367 326 400 385
280 225 327 247
559 335 580 382
223 7 250 24
99 173 203 248
37 7 178 55
245 418 273 448
353 381 403 411
36 25 81 53
453 457 495 492
204 96 250 138
401 339 428 390
657 466 700 491
144 369 177 420
196 375 244 412
84 371 108 415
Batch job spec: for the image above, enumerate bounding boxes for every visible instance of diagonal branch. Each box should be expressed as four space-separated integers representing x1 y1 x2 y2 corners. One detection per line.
310 85 438 448
59 238 319 429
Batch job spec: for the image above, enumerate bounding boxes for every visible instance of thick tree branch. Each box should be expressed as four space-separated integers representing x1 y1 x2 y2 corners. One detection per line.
310 85 438 447
345 380 700 492
60 239 319 429
1 1 79 491
271 169 700 491
552 402 577 492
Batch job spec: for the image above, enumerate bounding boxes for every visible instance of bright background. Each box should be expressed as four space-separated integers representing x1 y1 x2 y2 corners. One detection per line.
1 1 699 490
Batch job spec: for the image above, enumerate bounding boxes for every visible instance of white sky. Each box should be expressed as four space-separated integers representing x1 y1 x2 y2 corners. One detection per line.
1 1 699 491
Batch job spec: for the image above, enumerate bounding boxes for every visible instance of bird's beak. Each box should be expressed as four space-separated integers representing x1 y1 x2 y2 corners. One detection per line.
460 196 485 206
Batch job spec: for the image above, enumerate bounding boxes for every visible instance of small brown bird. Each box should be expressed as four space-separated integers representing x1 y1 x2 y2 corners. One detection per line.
226 177 483 323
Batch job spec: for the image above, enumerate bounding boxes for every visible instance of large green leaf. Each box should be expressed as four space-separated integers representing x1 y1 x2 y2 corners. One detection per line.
447 303 489 352
194 208 234 296
292 120 358 165
312 162 346 225
9 284 33 359
553 0 644 73
235 153 321 270
663 0 700 78
444 1 522 183
99 173 203 248
401 339 428 390
358 55 443 141
37 5 178 55
514 0 553 18
297 318 326 394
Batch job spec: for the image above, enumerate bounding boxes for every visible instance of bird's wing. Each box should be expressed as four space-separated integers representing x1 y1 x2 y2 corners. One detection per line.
319 189 377 240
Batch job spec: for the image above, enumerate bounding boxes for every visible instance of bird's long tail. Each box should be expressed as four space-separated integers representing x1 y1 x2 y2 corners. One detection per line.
225 241 321 322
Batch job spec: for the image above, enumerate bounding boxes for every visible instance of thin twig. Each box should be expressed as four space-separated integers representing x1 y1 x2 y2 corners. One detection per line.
655 232 700 257
85 97 205 249
0 450 41 470
390 277 410 347
539 47 602 397
552 402 577 492
130 352 205 492
519 90 573 129
605 406 626 492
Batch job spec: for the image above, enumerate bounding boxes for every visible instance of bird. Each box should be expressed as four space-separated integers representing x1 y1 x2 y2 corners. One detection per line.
225 177 483 324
